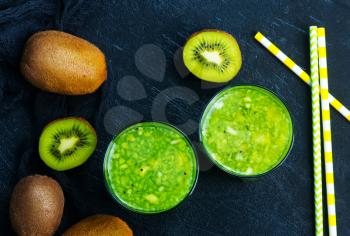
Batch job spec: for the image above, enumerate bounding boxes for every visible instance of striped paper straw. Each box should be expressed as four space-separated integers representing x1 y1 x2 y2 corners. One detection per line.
254 32 350 122
310 26 323 236
318 27 337 236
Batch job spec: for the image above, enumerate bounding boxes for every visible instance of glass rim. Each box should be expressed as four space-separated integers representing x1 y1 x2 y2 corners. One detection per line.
199 84 294 179
103 121 199 214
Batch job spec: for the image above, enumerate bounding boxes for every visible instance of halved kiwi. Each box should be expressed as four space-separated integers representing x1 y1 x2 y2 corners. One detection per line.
39 117 97 171
183 29 242 83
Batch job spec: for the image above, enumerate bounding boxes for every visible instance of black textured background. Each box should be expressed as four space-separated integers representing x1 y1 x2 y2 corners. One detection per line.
1 0 350 235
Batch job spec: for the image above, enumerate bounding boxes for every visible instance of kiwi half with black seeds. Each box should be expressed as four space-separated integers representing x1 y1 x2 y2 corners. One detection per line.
183 29 242 83
39 117 97 171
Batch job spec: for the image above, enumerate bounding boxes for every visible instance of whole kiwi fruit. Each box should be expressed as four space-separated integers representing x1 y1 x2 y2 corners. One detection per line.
63 215 133 236
21 30 107 95
10 175 64 236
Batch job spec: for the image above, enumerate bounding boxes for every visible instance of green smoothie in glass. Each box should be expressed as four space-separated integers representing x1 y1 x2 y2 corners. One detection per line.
200 85 293 177
104 122 198 214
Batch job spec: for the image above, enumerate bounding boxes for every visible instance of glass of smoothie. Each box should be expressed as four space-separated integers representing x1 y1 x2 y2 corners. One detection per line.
104 122 198 214
200 85 293 178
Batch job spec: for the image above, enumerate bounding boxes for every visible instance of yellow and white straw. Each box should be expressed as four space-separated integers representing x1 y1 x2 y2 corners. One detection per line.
254 32 350 123
317 27 337 236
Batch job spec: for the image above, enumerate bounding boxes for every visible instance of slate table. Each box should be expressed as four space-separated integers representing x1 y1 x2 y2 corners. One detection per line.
1 0 349 235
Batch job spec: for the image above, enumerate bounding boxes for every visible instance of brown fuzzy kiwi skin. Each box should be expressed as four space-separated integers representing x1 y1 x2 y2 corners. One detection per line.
20 30 107 95
9 175 65 236
62 215 133 236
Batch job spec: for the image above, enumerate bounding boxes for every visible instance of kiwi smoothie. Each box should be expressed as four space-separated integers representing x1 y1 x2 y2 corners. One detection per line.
104 122 198 214
200 85 293 177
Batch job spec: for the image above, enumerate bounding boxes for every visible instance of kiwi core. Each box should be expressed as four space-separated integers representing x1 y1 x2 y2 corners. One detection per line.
57 136 80 154
201 51 223 65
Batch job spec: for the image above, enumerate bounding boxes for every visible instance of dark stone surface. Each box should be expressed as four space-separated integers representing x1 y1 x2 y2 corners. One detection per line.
1 0 349 235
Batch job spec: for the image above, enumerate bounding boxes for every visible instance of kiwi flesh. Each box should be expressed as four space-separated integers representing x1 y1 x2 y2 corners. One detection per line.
10 175 64 236
39 117 97 171
63 215 133 236
183 29 242 83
